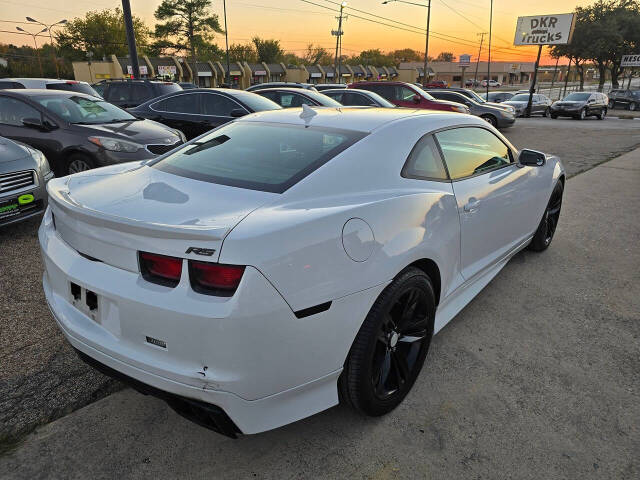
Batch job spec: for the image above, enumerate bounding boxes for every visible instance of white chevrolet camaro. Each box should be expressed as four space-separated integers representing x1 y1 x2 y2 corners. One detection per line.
40 107 565 437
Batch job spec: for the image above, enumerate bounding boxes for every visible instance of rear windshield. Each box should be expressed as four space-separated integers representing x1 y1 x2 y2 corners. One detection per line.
46 82 101 98
230 90 282 111
510 94 532 101
152 121 366 193
155 83 183 96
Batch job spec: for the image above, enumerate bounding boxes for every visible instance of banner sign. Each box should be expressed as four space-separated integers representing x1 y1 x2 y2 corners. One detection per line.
621 54 640 67
254 70 267 75
459 54 471 67
514 13 575 45
127 65 148 75
158 65 177 76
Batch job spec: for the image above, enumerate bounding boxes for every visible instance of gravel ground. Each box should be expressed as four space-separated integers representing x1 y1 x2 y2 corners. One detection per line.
0 116 639 450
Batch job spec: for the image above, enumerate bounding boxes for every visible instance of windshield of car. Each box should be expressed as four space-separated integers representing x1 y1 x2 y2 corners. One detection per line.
34 95 137 124
564 93 591 101
152 122 367 193
412 86 435 101
231 90 282 111
509 94 533 101
45 82 102 98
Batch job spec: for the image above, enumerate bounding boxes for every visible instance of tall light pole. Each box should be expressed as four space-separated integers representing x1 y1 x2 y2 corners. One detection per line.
486 0 493 97
16 26 47 76
223 0 231 87
26 17 67 78
383 0 431 86
121 0 140 79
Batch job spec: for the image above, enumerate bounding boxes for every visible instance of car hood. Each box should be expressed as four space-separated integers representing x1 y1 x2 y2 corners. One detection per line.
73 119 181 145
0 137 31 164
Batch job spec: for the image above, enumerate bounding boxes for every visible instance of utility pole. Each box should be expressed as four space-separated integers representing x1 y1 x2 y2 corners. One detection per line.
333 2 347 83
563 57 572 98
486 0 493 97
474 32 487 86
223 0 231 86
121 0 140 79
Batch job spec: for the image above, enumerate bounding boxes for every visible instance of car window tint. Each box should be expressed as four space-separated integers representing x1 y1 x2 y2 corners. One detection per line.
202 93 241 116
399 86 416 101
435 127 512 180
0 97 40 126
0 81 25 89
155 93 200 114
344 92 372 106
153 122 367 193
106 84 129 102
130 84 152 103
372 85 394 100
402 134 448 180
156 83 182 96
280 93 309 107
325 91 343 103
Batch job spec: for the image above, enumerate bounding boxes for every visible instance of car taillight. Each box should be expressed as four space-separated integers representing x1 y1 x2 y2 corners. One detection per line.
189 261 245 296
139 252 182 287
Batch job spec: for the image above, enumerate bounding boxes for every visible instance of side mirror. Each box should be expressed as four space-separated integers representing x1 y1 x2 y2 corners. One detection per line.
22 117 47 130
587 98 595 104
230 108 247 118
413 95 421 104
518 149 546 167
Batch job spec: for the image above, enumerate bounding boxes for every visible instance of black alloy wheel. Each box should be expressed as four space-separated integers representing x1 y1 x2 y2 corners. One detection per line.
528 180 564 252
340 267 435 416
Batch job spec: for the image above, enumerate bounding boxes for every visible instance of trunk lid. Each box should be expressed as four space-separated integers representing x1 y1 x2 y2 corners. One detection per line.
48 163 277 270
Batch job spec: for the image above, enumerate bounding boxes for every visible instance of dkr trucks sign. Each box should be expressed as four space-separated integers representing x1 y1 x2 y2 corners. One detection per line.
514 13 575 45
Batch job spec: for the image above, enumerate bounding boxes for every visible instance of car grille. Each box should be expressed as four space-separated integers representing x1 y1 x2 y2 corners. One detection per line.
0 170 35 195
146 141 183 155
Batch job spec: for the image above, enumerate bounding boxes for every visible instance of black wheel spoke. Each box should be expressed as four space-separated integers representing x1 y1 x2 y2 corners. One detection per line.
392 351 410 384
374 350 392 395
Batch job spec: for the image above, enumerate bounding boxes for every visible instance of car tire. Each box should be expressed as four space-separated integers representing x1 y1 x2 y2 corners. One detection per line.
542 107 550 117
597 108 607 120
339 267 435 416
481 114 498 127
629 102 637 111
608 100 615 109
550 113 558 119
528 180 564 252
66 154 95 175
579 108 586 120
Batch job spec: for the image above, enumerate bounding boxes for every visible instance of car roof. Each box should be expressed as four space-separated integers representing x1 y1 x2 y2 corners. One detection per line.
254 87 315 95
0 88 96 98
238 107 468 133
1 78 87 83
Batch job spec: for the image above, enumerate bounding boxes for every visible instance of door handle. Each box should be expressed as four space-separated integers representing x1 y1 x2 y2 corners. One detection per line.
463 199 480 212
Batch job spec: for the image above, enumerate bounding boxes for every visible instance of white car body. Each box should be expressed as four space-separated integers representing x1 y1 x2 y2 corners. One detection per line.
39 107 564 435
482 80 501 87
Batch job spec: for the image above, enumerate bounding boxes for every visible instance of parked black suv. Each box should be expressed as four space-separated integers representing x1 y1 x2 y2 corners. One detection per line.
607 89 640 110
97 79 183 108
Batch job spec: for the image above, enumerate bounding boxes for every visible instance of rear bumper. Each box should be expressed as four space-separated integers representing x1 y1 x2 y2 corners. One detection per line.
39 209 382 434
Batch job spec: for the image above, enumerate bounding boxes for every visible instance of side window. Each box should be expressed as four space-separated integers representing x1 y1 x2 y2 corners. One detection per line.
259 91 278 103
402 134 449 181
374 85 394 100
280 93 309 107
435 127 512 180
0 97 41 126
202 93 242 116
346 93 373 106
326 91 343 103
153 93 199 114
398 86 417 101
130 84 153 104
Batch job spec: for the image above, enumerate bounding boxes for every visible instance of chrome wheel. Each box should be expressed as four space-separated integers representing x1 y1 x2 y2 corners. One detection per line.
372 287 430 400
630 102 637 111
580 108 586 120
482 115 497 127
68 158 92 174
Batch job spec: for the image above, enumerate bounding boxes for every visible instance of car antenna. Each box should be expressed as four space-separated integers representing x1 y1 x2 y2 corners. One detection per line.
299 103 317 123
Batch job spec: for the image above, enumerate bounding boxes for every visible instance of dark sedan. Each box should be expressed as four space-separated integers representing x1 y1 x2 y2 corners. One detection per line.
322 88 396 107
0 89 184 175
425 89 516 128
129 88 281 140
254 88 343 108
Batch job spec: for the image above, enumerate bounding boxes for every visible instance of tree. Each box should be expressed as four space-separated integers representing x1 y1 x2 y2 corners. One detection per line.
389 48 424 64
55 8 151 61
252 37 284 63
302 44 332 65
346 49 394 66
550 7 591 89
228 43 257 63
435 52 454 62
153 0 224 77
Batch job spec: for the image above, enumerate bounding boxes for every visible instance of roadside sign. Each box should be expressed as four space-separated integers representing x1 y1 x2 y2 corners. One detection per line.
514 13 575 45
127 65 148 75
621 55 640 67
459 54 471 67
158 65 177 76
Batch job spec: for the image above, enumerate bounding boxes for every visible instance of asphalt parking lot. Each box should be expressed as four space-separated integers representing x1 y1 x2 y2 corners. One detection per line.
1 117 639 478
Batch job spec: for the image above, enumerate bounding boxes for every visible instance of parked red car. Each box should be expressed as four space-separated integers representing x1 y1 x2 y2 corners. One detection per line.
348 81 468 113
424 80 448 88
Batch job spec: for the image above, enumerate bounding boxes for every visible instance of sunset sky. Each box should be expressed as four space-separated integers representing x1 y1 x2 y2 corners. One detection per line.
0 0 593 64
